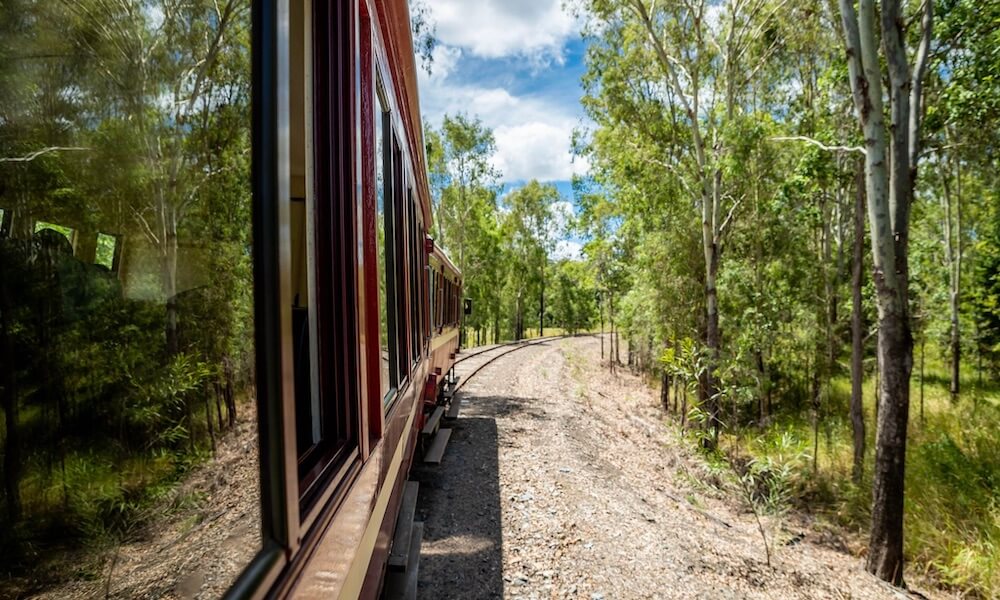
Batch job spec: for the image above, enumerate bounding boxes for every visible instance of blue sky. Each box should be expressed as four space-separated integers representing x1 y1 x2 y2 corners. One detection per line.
415 0 590 259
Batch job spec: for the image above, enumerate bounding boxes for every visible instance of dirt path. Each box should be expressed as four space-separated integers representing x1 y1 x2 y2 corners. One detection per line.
412 336 936 600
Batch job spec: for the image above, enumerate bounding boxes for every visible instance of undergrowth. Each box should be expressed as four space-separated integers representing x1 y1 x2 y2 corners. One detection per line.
722 360 1000 597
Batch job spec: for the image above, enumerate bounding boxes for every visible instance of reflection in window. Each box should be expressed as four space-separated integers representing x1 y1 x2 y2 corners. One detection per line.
34 220 75 247
0 1 259 598
377 90 397 403
95 233 117 270
409 192 420 363
392 142 409 384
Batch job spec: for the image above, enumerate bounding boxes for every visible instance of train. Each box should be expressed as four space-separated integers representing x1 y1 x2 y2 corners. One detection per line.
240 0 465 595
0 0 460 598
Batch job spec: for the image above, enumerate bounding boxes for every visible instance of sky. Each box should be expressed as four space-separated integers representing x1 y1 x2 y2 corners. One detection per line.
415 0 590 260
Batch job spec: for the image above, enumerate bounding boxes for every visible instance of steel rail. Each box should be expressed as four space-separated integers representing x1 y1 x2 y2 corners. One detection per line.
451 335 580 394
453 335 563 367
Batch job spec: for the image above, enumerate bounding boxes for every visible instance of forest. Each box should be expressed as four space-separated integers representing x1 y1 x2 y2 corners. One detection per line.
428 0 1000 596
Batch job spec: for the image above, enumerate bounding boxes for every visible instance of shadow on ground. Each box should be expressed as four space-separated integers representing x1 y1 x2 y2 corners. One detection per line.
410 395 545 599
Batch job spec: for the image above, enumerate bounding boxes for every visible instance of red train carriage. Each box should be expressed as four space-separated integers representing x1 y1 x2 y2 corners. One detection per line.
251 0 463 596
426 244 463 405
0 0 459 598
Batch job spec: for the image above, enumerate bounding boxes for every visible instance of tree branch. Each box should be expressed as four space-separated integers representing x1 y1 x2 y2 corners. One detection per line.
719 195 743 237
909 0 933 173
770 136 866 155
0 147 89 163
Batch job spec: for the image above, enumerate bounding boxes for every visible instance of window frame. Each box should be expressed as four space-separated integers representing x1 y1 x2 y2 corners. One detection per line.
378 82 401 404
231 0 369 595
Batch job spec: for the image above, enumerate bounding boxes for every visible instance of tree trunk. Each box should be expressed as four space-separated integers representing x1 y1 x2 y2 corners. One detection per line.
812 369 821 474
920 339 925 424
942 145 962 398
539 276 545 337
0 266 22 524
661 371 670 412
851 164 866 484
704 242 721 448
680 384 688 429
224 355 236 427
204 386 216 454
609 316 615 374
163 211 180 356
756 349 767 425
840 0 930 583
868 301 912 584
600 305 605 360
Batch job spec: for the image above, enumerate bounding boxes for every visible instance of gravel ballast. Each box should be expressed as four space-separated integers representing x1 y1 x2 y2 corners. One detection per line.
412 335 944 600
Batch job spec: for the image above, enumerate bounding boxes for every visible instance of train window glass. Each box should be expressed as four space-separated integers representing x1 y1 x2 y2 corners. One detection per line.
95 233 117 270
34 220 75 249
376 87 397 401
422 229 429 341
428 263 435 334
296 0 363 506
289 0 325 478
408 191 419 363
435 272 440 330
0 2 260 597
392 140 409 384
447 279 453 325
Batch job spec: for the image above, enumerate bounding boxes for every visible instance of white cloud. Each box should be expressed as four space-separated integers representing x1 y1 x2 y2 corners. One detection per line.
418 60 588 184
424 44 463 82
495 122 583 182
552 239 583 260
412 1 590 184
427 0 578 61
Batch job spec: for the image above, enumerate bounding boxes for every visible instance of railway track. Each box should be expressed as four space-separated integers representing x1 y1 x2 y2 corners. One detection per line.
451 335 576 394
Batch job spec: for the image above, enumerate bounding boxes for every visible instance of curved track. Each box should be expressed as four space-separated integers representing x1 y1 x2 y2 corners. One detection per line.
452 335 592 394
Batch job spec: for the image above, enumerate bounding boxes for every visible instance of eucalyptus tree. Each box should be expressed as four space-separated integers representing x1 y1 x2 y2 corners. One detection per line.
919 0 1000 395
502 181 557 340
580 0 801 445
426 114 504 342
431 113 500 267
838 0 933 584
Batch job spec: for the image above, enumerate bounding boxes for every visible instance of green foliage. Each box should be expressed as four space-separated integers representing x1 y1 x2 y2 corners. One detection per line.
577 0 1000 594
0 0 254 590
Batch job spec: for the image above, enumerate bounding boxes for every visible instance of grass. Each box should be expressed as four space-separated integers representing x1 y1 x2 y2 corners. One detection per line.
727 353 1000 597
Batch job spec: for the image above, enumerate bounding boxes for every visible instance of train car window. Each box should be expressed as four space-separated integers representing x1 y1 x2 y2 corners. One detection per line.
0 2 260 597
439 273 445 330
439 276 445 329
448 279 455 325
376 87 397 401
422 229 430 341
392 140 409 385
296 0 362 507
289 0 326 489
408 190 420 363
34 220 75 249
95 233 118 270
428 262 435 334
